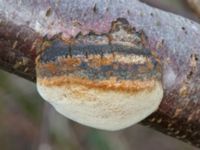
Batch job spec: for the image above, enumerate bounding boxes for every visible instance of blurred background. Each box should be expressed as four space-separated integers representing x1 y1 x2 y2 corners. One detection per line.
0 0 200 150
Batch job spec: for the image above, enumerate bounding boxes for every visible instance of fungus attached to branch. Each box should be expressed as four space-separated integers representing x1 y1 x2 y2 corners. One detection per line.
36 20 163 130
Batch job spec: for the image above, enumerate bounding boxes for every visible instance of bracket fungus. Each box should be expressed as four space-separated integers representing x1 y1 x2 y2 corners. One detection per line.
36 20 163 130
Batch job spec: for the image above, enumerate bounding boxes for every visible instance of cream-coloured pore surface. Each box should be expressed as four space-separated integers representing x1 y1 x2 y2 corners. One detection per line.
37 81 163 131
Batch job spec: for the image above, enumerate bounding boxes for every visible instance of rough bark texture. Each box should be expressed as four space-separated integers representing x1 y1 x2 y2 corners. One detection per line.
0 15 39 81
0 0 200 148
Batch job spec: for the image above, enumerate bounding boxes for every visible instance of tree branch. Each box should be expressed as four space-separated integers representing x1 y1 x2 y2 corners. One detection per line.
0 15 39 81
0 0 200 148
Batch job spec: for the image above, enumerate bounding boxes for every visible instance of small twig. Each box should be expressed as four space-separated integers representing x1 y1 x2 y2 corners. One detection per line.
187 0 200 16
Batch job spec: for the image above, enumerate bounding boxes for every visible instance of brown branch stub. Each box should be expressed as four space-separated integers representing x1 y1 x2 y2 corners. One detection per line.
0 0 200 147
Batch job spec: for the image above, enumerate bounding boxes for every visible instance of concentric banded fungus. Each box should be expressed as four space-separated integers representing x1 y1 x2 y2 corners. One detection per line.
36 20 163 130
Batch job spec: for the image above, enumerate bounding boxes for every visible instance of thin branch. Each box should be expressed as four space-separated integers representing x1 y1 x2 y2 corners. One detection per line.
0 0 200 148
187 0 200 16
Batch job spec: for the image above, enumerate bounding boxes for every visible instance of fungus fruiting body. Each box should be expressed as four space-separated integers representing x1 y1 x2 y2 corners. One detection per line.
36 20 163 130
